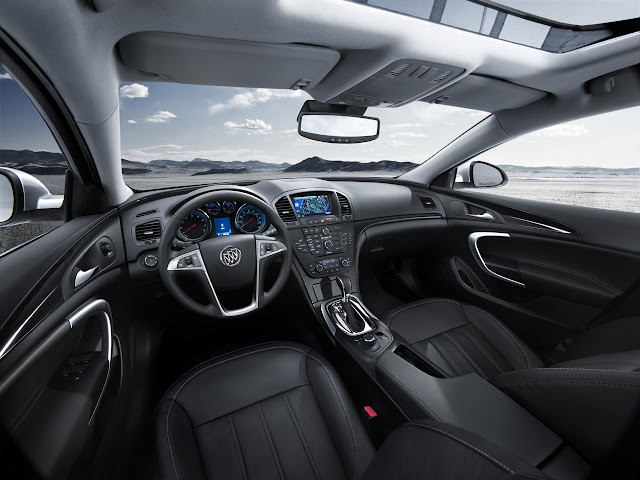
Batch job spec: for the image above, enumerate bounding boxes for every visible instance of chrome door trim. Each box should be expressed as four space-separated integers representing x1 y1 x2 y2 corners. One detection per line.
468 232 525 288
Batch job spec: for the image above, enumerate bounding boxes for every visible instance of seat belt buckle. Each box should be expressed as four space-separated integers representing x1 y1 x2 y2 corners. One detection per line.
361 405 383 446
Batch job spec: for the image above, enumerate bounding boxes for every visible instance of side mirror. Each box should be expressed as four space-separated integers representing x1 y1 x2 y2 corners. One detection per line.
0 167 65 227
298 113 380 144
455 161 508 188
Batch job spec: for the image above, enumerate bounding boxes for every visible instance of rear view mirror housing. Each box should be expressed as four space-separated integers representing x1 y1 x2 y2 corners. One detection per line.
0 167 65 227
297 100 380 144
455 161 508 189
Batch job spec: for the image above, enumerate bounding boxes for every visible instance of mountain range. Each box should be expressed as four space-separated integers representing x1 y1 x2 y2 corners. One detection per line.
0 149 636 177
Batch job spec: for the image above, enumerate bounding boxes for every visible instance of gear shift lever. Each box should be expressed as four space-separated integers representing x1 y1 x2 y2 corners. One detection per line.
337 275 365 333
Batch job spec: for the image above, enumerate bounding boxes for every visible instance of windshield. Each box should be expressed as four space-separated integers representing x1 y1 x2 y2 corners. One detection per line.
119 84 488 191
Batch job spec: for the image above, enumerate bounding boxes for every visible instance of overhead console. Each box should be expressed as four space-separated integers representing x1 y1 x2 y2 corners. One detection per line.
328 59 465 108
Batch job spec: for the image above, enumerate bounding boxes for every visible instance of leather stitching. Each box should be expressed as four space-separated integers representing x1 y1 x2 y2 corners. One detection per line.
305 353 359 480
464 304 532 369
258 403 286 480
377 363 444 422
386 298 460 327
500 380 640 388
443 332 486 378
525 367 640 374
408 423 516 475
228 415 248 480
283 393 322 480
165 345 357 480
459 327 505 374
428 338 463 376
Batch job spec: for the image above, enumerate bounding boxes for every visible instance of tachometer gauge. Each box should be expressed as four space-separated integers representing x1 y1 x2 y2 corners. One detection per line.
222 201 236 214
206 202 221 215
235 205 267 234
178 210 211 242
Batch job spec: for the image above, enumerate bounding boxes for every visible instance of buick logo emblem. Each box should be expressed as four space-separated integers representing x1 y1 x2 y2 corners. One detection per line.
220 246 241 267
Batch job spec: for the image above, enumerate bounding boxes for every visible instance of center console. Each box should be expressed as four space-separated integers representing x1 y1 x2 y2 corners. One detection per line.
276 191 354 278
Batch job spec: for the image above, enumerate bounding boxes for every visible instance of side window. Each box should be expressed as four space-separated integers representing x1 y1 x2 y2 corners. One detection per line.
454 107 640 213
0 65 68 254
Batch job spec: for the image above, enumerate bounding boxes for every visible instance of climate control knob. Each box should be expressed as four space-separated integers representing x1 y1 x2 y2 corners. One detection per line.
315 263 324 273
341 258 350 268
323 240 334 250
362 334 376 348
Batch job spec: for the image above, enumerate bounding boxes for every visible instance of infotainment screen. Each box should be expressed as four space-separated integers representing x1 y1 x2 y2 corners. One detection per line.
292 194 332 217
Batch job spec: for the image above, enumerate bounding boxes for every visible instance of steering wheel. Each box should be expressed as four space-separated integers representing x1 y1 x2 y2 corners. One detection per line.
158 190 292 318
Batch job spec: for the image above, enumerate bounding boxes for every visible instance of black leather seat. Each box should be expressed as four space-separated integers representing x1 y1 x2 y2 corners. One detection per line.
383 298 544 380
155 341 552 480
384 297 640 380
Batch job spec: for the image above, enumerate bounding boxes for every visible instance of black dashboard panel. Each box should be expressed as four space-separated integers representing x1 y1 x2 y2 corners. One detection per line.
118 178 448 292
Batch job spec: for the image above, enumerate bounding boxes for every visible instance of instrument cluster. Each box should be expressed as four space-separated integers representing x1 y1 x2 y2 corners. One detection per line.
177 201 268 242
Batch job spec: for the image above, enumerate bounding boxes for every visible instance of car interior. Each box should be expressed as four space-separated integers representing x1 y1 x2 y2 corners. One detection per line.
0 0 639 479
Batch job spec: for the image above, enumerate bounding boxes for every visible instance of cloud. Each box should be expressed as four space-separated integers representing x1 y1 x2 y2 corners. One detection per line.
146 111 177 123
119 83 149 99
384 140 413 148
127 120 138 124
388 123 422 129
279 129 298 136
530 124 589 137
390 132 428 138
224 119 273 135
209 88 306 115
0 72 12 80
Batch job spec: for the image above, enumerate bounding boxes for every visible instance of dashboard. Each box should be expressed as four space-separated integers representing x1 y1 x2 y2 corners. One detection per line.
122 178 447 300
177 200 270 242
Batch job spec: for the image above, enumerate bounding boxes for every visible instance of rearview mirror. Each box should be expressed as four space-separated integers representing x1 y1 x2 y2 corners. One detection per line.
298 113 380 144
0 167 65 226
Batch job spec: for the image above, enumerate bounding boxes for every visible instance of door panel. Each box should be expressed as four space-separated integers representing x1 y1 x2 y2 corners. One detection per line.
0 211 131 479
434 189 640 350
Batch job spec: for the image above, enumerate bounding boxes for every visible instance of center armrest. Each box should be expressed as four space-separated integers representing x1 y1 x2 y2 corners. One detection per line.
375 349 563 467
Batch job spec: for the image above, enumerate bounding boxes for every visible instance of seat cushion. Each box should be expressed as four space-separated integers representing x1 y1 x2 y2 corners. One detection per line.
155 342 374 480
384 299 544 380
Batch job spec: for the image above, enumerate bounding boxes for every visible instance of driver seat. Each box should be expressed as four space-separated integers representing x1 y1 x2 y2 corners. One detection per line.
155 342 551 479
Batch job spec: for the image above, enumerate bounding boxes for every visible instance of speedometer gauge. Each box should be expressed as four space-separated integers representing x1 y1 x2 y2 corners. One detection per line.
235 205 267 234
178 210 211 242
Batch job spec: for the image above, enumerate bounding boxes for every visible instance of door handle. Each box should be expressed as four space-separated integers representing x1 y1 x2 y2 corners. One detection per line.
468 232 525 287
74 266 99 288
467 212 495 220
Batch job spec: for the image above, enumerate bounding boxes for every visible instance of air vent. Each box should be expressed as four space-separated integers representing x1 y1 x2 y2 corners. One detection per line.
337 193 352 217
417 194 436 209
275 197 297 223
431 70 453 83
385 63 410 78
135 219 162 242
135 208 159 218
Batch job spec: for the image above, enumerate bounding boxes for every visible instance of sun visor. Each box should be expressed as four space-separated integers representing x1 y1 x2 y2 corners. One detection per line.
117 32 340 90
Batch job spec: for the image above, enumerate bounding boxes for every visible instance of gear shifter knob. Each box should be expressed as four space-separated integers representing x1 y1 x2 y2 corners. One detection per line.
337 274 352 301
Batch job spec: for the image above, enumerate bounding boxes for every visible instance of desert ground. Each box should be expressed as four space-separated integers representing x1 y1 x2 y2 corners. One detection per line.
0 173 638 254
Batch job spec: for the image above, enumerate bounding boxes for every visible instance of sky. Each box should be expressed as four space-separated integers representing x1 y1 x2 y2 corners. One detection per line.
1 67 639 169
